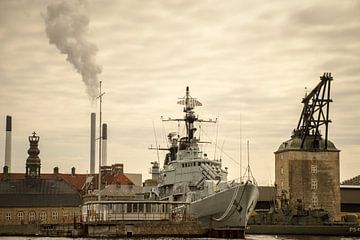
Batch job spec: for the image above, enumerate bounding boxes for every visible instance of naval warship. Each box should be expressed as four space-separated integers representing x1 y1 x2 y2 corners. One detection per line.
146 87 259 234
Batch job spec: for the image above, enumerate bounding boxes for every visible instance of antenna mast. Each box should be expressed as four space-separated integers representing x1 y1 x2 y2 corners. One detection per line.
240 113 243 181
97 81 105 201
247 140 250 181
152 120 160 163
214 120 219 160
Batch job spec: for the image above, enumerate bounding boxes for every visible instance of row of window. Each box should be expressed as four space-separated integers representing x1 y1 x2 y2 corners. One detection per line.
3 211 73 222
182 162 200 168
182 162 217 168
108 203 169 214
279 165 318 175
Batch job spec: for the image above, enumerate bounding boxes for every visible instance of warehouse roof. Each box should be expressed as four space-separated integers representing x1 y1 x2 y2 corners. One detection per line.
0 178 82 207
342 175 360 186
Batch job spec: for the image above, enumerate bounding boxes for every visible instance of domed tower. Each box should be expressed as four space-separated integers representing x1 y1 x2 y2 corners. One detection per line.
275 73 340 220
25 132 41 179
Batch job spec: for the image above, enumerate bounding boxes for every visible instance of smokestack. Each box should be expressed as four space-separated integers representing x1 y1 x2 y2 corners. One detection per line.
4 116 12 172
90 113 96 174
102 123 107 166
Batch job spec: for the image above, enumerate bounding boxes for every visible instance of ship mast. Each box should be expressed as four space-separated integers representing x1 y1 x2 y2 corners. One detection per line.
152 87 216 164
163 86 216 138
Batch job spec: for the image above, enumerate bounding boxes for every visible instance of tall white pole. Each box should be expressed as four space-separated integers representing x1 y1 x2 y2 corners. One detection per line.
240 114 242 181
97 81 105 201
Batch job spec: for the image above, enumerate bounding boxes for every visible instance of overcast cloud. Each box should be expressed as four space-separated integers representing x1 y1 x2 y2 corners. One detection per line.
0 0 359 185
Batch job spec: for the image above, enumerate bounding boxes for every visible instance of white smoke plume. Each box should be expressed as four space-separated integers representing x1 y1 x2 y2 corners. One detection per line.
43 1 101 101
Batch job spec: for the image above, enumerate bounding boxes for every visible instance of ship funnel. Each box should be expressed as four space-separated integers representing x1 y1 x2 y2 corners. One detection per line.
102 123 107 166
4 115 12 172
90 113 96 174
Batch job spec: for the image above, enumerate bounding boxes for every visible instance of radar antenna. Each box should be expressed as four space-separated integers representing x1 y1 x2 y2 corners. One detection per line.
163 86 216 143
177 86 202 111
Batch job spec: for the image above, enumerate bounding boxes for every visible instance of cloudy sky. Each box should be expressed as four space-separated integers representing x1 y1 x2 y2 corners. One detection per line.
0 0 359 185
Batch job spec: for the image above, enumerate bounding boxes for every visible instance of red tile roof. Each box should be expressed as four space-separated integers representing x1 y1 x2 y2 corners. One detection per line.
103 172 134 186
0 171 135 195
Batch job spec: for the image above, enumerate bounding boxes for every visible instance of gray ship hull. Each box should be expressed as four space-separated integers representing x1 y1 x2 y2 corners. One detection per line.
189 181 259 230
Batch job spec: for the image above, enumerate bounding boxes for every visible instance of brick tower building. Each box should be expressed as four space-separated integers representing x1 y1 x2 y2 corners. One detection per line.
275 73 341 220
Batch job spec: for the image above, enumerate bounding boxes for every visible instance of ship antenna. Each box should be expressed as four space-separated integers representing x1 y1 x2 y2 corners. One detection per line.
219 139 225 160
161 119 169 148
97 80 105 201
240 113 243 182
247 140 250 181
152 120 160 163
214 119 219 160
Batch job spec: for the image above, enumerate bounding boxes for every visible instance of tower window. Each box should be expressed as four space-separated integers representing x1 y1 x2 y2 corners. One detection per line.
311 165 317 174
311 179 318 190
5 212 11 220
280 167 284 175
312 196 318 207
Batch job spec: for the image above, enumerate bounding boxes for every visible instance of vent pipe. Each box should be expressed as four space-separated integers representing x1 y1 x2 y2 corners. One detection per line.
4 116 12 172
90 113 96 174
102 123 107 166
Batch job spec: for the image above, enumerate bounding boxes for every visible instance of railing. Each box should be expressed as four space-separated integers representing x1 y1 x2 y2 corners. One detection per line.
82 201 191 223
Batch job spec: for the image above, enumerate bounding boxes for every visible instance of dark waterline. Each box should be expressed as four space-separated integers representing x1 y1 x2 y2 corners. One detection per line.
0 235 358 240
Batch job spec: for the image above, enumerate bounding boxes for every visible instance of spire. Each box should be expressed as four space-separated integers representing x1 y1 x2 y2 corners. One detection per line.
26 132 41 178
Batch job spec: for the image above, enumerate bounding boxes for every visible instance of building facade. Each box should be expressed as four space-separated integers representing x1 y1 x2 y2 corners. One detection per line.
275 136 341 220
0 133 82 226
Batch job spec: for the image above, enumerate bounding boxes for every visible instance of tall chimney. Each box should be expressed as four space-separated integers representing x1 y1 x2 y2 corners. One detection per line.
102 123 107 166
4 116 12 172
90 113 96 174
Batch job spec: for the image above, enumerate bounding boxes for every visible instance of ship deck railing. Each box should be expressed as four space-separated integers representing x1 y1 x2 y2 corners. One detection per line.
81 200 191 223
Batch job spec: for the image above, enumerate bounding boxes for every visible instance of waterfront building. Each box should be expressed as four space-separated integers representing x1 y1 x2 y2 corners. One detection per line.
275 137 340 220
81 164 142 202
0 132 141 228
0 132 82 226
274 73 341 220
342 175 360 186
341 175 360 216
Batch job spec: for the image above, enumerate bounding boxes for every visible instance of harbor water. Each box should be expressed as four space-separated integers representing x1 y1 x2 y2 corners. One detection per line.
0 236 358 240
